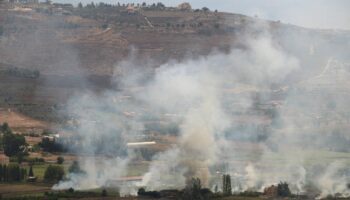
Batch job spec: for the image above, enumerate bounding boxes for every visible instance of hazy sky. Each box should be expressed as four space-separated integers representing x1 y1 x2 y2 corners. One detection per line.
55 0 350 30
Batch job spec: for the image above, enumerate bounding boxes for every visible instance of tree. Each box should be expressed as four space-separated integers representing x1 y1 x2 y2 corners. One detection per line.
2 129 26 157
0 164 3 181
28 165 34 177
20 168 27 181
68 161 84 174
142 2 146 7
44 165 64 182
7 163 21 182
3 165 7 182
223 174 232 196
57 156 64 164
156 2 165 9
102 189 107 196
1 122 11 133
277 182 291 197
202 7 209 12
77 2 83 9
39 137 64 152
183 178 202 200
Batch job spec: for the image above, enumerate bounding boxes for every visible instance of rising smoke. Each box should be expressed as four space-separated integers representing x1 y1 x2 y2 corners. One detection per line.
52 20 350 198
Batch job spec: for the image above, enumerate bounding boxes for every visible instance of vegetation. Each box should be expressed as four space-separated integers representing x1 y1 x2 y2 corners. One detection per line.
183 178 203 200
222 174 232 196
57 156 64 164
44 189 111 199
0 123 26 157
43 165 64 182
68 160 84 174
137 188 161 198
0 163 27 182
28 165 34 177
277 182 291 197
39 137 64 152
0 25 3 36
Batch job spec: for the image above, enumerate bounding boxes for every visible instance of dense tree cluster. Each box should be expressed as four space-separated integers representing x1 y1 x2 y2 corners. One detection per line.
39 137 65 152
0 163 27 182
44 165 65 182
0 123 26 157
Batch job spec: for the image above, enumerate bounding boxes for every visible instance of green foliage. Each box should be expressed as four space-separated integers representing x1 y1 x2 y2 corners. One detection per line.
45 190 105 198
101 24 108 29
68 160 84 174
78 2 83 9
223 174 232 196
202 7 209 12
0 163 27 182
39 137 64 152
44 165 64 182
183 178 203 200
27 157 45 165
1 123 26 157
277 182 291 197
1 122 11 133
239 190 261 197
28 165 34 177
0 25 3 36
137 188 160 198
102 189 107 196
57 156 64 164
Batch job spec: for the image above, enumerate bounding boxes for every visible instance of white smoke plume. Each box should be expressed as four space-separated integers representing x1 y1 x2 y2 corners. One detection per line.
53 20 350 198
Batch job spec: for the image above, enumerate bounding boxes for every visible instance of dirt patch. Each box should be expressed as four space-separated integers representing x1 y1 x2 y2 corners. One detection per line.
0 108 48 132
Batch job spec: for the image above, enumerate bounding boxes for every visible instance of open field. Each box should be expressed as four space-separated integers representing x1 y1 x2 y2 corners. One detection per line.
0 183 51 198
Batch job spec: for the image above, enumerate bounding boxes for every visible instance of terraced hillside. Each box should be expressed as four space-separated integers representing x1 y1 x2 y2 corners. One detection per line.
0 3 350 130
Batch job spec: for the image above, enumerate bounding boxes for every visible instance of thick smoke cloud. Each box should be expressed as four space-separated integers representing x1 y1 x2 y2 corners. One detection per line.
53 20 350 198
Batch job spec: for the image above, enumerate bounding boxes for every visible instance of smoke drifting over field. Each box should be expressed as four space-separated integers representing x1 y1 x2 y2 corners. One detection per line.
53 20 350 198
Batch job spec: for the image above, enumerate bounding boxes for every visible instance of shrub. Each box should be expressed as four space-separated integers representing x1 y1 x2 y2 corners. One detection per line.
277 182 291 197
44 165 65 182
28 165 34 177
68 161 84 174
57 156 64 164
102 189 107 196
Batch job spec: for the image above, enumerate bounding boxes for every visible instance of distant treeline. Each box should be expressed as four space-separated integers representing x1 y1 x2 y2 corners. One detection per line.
0 64 40 79
0 163 27 182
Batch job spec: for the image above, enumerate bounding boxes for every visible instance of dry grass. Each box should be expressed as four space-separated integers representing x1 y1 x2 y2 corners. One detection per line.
0 183 51 197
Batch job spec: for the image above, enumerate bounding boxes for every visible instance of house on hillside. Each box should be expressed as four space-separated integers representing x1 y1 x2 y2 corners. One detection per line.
178 2 191 11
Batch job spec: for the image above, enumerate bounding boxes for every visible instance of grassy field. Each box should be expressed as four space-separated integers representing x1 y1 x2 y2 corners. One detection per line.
31 163 70 181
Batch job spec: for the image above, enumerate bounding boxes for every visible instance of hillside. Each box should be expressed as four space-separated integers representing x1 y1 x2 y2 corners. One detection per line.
0 2 350 129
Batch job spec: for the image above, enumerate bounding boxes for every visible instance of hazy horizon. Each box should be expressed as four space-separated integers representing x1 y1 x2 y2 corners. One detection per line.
51 0 350 30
